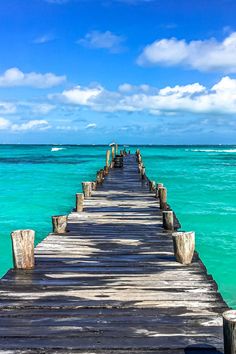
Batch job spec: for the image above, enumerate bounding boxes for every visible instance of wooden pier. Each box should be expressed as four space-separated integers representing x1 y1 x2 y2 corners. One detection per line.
0 151 232 353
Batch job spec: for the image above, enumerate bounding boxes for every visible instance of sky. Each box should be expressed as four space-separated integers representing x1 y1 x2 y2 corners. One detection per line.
0 0 236 144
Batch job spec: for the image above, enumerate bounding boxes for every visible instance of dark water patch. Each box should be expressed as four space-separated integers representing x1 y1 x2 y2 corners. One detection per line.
0 157 92 165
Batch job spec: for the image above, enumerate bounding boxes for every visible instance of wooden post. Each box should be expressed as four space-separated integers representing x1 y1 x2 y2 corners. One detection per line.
159 187 167 209
172 231 195 265
223 310 236 354
76 193 84 212
82 182 92 198
96 171 101 184
91 181 97 190
106 150 110 168
111 146 115 160
149 181 156 192
11 230 35 269
141 167 146 179
115 144 118 155
156 183 164 198
163 210 174 230
52 215 67 234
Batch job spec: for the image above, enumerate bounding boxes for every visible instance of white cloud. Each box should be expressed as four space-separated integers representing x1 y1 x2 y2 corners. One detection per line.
0 68 66 88
11 120 50 132
118 83 150 93
31 103 56 115
85 123 97 129
0 102 17 114
78 31 125 53
33 34 55 44
0 117 11 130
52 76 236 116
138 32 236 73
54 85 103 105
0 118 50 132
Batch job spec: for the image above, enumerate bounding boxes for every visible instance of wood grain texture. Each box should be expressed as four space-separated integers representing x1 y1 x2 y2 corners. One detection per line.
0 154 227 352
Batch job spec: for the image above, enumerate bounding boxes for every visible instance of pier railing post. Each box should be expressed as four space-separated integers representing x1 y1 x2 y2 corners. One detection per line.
106 150 110 168
141 167 146 179
223 310 236 354
52 215 68 234
82 182 92 198
111 146 115 161
149 180 156 192
156 183 164 198
159 187 167 209
76 193 84 212
11 229 35 269
163 210 174 230
172 231 195 265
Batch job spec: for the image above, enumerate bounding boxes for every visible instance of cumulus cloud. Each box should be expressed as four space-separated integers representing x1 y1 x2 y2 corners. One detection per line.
0 68 66 88
51 76 236 116
53 85 103 105
78 31 126 53
138 32 236 73
0 119 50 132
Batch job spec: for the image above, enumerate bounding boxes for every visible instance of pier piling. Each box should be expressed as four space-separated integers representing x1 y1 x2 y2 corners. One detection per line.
172 231 195 265
52 215 67 234
11 229 35 269
223 310 236 354
75 193 84 212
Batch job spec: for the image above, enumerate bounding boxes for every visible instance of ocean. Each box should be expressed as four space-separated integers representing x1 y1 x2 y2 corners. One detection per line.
0 145 235 308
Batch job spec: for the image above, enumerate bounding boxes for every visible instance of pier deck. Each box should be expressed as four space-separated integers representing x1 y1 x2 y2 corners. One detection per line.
0 154 228 353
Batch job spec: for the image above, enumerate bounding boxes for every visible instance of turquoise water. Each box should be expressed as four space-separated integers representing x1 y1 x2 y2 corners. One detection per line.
0 145 236 308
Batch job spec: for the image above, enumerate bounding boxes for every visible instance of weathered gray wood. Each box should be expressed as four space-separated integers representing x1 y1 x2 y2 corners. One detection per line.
223 310 236 354
172 232 195 265
11 230 35 269
0 153 227 352
159 187 167 209
75 193 84 212
52 215 67 234
106 150 110 168
149 180 156 192
111 146 115 160
163 210 174 230
82 182 92 198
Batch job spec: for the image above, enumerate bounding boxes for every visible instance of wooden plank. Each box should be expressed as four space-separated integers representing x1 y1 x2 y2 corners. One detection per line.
0 154 227 352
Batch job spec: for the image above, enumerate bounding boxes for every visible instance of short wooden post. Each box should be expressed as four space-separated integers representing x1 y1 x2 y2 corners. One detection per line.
223 310 236 354
82 182 92 198
104 166 109 175
11 230 35 269
149 180 156 192
52 215 67 234
163 210 174 230
115 144 118 155
159 187 167 209
106 150 110 168
141 167 146 179
156 183 164 198
76 193 84 212
136 149 140 155
172 231 195 265
96 171 102 184
91 181 97 190
111 146 115 160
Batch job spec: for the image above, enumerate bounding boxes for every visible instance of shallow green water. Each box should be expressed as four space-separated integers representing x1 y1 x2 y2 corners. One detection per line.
0 145 235 308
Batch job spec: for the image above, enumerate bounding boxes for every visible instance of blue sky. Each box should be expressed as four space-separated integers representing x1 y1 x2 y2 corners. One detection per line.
0 0 236 144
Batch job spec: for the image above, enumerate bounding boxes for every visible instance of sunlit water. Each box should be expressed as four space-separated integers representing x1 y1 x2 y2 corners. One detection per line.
0 145 235 308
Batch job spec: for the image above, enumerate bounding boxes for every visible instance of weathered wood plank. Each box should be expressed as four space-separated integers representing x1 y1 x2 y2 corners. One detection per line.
0 154 227 352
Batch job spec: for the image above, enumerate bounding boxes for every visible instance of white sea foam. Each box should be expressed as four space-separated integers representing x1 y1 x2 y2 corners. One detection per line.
51 147 65 152
189 149 236 153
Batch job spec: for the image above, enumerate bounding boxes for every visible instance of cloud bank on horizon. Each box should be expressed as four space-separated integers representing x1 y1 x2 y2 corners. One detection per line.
0 0 236 143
